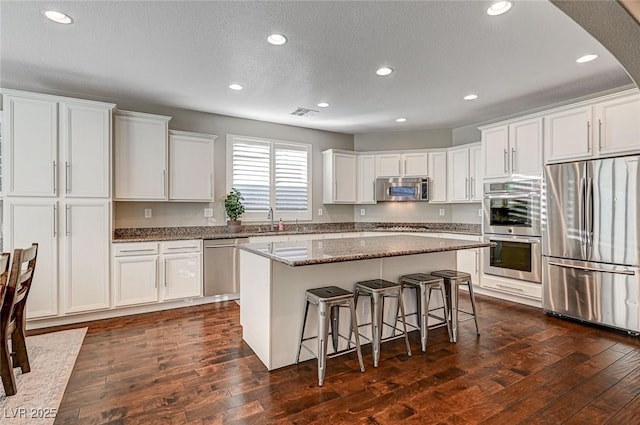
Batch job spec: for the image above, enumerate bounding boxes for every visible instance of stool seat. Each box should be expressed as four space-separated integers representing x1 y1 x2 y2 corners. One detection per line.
431 269 471 281
307 286 354 302
354 279 411 367
399 273 453 351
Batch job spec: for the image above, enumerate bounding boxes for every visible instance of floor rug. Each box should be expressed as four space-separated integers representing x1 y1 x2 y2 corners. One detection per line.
0 328 87 425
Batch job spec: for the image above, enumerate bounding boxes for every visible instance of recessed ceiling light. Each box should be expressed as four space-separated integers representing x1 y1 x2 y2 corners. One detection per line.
487 1 512 16
228 84 244 91
317 102 330 108
267 34 287 46
464 94 479 101
576 54 598 63
376 67 394 76
396 118 407 123
44 10 74 24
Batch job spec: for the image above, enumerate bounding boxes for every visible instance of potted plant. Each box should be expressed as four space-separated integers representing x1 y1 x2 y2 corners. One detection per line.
224 188 245 233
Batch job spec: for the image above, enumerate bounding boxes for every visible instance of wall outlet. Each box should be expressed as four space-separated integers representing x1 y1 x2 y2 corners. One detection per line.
144 208 152 219
360 208 366 216
204 208 214 218
478 208 483 217
318 208 323 217
439 208 445 216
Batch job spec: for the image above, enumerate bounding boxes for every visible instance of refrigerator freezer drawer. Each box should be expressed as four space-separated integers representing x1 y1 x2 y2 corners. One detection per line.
543 257 640 333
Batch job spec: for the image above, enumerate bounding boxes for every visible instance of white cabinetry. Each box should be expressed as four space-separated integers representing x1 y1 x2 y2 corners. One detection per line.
112 240 202 307
322 150 356 204
483 117 542 179
376 153 428 177
545 106 592 162
160 240 203 301
356 154 376 204
594 93 640 156
428 151 447 203
115 110 171 200
447 144 482 203
169 130 216 201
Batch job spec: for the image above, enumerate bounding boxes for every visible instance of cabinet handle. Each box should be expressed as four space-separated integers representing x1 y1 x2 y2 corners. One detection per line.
598 119 603 150
475 251 479 274
53 204 57 237
53 161 57 194
470 177 474 199
496 284 524 293
404 159 407 174
155 258 159 289
587 121 591 152
65 161 70 194
166 246 197 250
465 177 469 199
511 148 516 173
65 205 70 236
334 181 337 201
164 260 167 287
503 150 508 173
162 169 166 197
210 172 213 199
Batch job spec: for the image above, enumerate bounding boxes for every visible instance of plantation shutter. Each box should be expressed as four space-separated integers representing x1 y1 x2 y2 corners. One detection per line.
274 143 309 213
230 139 271 212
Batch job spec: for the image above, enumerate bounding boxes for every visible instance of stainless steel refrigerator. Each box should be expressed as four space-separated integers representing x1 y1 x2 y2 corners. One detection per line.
543 156 640 334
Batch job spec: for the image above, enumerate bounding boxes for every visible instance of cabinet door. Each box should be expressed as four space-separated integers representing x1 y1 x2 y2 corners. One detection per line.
456 248 480 286
334 153 357 203
376 154 402 177
113 255 159 306
482 126 509 179
428 151 447 203
545 106 592 162
447 148 470 202
114 112 170 200
62 102 112 198
169 131 215 201
4 95 58 197
403 153 429 177
510 118 542 177
595 94 640 156
4 199 58 318
61 201 110 314
356 154 376 204
162 253 202 301
469 145 483 202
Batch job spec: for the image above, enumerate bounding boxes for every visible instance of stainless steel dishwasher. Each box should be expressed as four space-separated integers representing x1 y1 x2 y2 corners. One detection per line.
203 238 249 296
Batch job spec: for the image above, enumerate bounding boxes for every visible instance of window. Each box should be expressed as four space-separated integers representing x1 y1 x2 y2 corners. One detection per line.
227 135 312 221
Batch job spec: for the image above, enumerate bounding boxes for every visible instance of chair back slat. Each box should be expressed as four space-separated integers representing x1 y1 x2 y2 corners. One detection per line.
0 253 10 309
2 244 39 332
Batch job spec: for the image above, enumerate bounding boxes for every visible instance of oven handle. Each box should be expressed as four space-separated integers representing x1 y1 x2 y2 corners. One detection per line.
487 236 541 244
484 193 540 199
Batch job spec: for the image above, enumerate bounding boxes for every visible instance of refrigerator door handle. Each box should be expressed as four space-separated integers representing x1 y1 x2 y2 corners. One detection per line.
578 177 586 250
547 261 636 276
586 177 594 249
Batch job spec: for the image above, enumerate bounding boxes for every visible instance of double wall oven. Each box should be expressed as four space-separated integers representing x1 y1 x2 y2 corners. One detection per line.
483 180 542 283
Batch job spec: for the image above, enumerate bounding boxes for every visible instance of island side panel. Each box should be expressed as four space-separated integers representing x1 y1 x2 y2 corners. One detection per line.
239 250 272 369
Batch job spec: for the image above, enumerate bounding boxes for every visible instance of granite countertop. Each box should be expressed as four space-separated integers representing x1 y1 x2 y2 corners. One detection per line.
112 222 481 243
238 234 492 266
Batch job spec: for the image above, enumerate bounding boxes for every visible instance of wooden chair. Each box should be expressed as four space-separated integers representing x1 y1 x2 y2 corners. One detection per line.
1 244 38 396
0 253 9 310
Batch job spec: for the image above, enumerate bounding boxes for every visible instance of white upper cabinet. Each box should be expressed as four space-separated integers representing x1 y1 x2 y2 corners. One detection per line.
169 130 216 201
115 110 171 200
448 143 482 203
4 94 58 197
428 151 447 203
545 106 592 162
469 145 483 202
545 91 640 163
483 117 542 180
323 150 357 204
594 93 640 156
375 152 428 177
356 154 376 204
62 102 112 198
2 91 115 198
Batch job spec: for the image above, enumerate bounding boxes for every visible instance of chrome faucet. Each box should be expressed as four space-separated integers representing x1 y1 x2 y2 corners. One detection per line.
267 207 275 231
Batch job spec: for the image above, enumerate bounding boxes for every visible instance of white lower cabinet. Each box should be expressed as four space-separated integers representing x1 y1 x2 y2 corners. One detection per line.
112 240 202 307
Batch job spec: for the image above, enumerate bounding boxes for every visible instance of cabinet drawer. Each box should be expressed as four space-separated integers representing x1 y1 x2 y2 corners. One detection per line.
160 239 202 254
482 275 541 299
113 242 159 257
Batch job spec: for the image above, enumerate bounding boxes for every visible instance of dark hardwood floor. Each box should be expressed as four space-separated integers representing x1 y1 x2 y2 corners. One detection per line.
47 295 640 424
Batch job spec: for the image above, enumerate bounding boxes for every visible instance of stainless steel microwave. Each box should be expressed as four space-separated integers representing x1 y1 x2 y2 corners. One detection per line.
375 177 429 202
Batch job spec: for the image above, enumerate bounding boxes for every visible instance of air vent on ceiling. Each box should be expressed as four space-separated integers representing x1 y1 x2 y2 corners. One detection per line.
290 107 318 117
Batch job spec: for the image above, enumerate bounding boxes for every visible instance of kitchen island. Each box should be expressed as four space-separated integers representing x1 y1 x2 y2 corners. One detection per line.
238 234 492 370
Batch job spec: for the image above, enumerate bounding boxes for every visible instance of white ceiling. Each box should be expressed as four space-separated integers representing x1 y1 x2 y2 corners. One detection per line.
0 0 634 134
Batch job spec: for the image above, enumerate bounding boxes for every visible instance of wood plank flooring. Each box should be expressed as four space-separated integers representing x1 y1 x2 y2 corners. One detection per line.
44 295 640 424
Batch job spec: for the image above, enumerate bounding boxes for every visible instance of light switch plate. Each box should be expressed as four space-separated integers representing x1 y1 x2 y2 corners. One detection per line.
360 208 366 216
144 208 152 219
204 208 214 217
318 208 323 216
478 208 483 217
439 208 445 216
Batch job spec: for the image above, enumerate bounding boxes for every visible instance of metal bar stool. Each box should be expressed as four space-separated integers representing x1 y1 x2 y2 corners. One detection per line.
431 269 480 342
353 279 411 367
296 286 365 386
398 273 453 352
